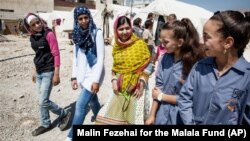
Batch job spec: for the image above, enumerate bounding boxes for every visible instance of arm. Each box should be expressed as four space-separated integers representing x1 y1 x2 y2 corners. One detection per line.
53 67 60 86
32 67 36 83
145 55 165 124
145 100 159 125
152 87 177 105
134 41 152 98
46 32 60 86
155 56 164 90
142 31 149 44
72 44 77 79
177 63 198 125
111 71 119 95
71 44 78 90
242 87 250 124
91 30 105 93
46 32 60 67
162 94 176 104
92 30 104 83
153 47 159 64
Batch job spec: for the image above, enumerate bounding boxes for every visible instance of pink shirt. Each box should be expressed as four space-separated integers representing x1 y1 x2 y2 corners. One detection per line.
46 32 60 67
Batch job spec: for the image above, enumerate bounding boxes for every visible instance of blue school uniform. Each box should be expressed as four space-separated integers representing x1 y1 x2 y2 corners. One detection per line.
178 57 250 125
155 53 184 125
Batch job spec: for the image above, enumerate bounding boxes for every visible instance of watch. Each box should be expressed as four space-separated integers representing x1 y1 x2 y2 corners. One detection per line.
157 93 163 101
71 77 77 81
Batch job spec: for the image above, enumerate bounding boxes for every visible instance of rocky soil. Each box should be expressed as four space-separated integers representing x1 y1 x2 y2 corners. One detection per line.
0 34 116 141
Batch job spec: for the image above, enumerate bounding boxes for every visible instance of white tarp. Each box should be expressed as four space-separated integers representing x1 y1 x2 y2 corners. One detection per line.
37 11 72 32
137 0 213 38
38 5 139 38
38 9 98 32
39 0 213 41
94 4 141 38
99 0 213 41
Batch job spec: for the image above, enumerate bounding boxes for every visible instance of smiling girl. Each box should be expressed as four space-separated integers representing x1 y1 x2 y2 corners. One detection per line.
96 16 153 125
145 18 204 125
23 13 71 136
178 10 250 125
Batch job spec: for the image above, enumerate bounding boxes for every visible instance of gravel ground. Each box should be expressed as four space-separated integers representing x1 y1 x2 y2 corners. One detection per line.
0 34 114 141
0 34 157 141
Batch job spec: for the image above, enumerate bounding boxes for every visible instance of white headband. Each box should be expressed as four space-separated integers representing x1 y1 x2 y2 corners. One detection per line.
26 15 38 25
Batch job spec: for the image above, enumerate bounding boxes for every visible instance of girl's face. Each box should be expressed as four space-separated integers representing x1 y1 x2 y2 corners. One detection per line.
167 16 175 23
29 18 43 33
117 22 132 42
203 20 225 57
160 29 181 54
78 14 89 29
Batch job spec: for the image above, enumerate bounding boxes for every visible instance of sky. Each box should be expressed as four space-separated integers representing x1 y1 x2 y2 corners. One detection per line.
178 0 250 12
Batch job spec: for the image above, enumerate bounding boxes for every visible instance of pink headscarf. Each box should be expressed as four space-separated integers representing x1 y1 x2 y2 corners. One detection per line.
113 16 134 48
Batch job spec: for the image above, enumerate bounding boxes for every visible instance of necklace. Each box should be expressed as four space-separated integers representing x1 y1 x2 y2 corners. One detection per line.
217 65 231 77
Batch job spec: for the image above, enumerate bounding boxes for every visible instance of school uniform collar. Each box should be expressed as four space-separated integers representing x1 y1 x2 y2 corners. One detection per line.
199 57 214 65
167 53 182 63
232 56 250 73
200 57 250 73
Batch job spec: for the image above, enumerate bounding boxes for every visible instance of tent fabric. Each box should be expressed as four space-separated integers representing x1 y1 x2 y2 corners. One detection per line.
138 0 213 39
37 0 213 41
141 0 212 18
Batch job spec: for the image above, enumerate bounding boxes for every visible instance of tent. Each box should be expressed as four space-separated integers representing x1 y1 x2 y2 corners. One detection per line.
137 0 213 40
38 5 141 40
37 11 72 32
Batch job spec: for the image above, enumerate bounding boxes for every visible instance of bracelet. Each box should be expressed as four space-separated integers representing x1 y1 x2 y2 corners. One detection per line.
111 78 117 83
112 75 118 80
71 77 77 81
139 78 146 83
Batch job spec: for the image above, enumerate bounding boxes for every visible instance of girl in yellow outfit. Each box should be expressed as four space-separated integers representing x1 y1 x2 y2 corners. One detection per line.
96 16 153 124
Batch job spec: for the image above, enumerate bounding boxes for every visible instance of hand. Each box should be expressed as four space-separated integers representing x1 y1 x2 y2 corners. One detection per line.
91 82 99 94
179 78 185 84
71 80 78 90
152 87 161 100
53 74 60 86
133 80 144 98
178 75 186 84
145 116 155 125
32 74 36 83
112 80 119 95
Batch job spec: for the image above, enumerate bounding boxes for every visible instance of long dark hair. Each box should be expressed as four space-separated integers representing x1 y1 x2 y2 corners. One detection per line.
211 10 250 57
114 16 132 42
115 16 131 29
23 13 48 35
162 18 204 76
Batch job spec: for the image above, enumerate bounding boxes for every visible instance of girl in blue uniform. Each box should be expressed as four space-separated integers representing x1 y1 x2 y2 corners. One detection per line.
178 10 250 125
145 18 204 125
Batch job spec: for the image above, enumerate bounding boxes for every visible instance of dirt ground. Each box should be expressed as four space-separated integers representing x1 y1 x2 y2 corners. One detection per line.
0 34 116 141
2 33 249 141
0 33 156 141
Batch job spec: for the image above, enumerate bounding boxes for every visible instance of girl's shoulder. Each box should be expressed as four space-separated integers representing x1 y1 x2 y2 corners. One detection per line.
159 53 174 63
45 29 55 38
190 57 215 72
163 53 174 58
197 57 214 65
93 28 103 39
